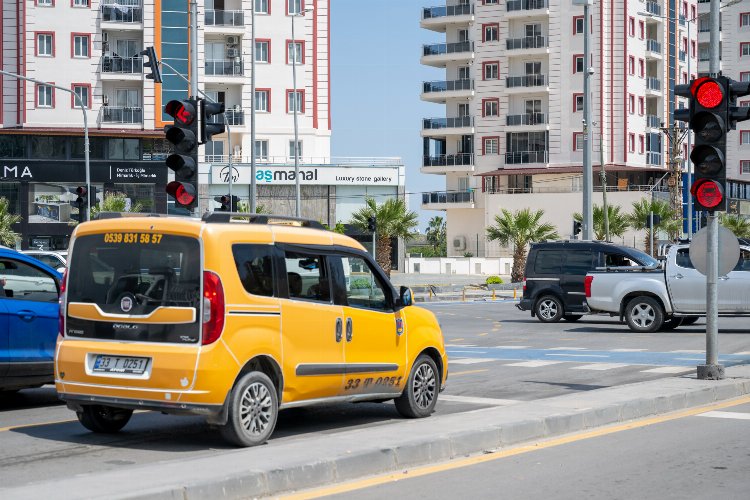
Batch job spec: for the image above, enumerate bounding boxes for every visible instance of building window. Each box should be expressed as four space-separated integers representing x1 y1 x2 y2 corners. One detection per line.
741 160 750 174
638 96 644 115
574 55 584 73
289 140 302 159
254 140 269 160
740 100 750 107
255 40 270 63
639 20 644 39
37 84 54 108
483 137 499 155
72 84 90 108
639 135 645 154
36 33 54 57
72 34 90 58
483 98 498 117
287 0 302 15
628 17 635 37
573 132 583 151
73 0 89 7
287 40 304 64
483 62 499 80
741 43 750 57
37 0 53 6
691 40 696 58
573 93 583 112
639 59 645 78
629 133 635 153
483 0 498 4
628 56 635 75
287 89 304 113
255 0 269 14
255 89 270 112
573 16 584 35
740 12 750 27
741 130 750 145
483 23 499 42
741 72 750 82
629 94 635 114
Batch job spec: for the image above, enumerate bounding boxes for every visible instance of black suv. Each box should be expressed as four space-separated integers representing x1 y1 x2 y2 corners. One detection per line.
518 241 654 323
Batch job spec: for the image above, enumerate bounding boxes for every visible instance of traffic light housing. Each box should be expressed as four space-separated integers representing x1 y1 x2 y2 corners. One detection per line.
214 194 239 211
164 99 199 210
727 80 750 130
572 220 581 238
201 100 226 144
367 216 377 233
140 46 162 84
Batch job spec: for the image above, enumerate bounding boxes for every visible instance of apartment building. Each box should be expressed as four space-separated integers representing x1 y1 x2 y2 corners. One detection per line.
420 0 698 257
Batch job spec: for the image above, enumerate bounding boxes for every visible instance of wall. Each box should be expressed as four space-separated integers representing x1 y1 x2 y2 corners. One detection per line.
404 256 513 276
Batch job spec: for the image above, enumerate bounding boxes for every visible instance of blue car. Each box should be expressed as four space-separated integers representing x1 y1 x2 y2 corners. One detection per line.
0 249 62 393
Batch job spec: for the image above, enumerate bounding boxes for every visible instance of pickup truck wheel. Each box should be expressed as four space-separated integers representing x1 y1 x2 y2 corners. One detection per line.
625 296 664 333
660 317 684 331
535 296 564 323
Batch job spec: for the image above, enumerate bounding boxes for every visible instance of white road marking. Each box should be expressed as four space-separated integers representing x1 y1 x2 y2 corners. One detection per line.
697 411 750 421
640 366 694 374
675 357 705 361
493 345 530 349
547 347 589 351
445 344 477 347
505 360 564 368
448 350 487 354
546 353 609 358
439 395 521 406
571 363 631 371
449 358 496 365
610 349 648 352
733 351 750 355
670 350 705 354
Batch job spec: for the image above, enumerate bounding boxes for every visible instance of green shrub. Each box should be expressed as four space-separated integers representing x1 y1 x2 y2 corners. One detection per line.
351 278 372 289
486 276 503 285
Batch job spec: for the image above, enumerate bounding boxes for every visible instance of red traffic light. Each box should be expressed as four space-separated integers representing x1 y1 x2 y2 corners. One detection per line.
693 79 724 109
165 100 196 126
166 181 197 207
75 186 88 196
691 179 724 209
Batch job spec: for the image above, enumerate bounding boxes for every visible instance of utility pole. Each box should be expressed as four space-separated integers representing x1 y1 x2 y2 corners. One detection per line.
189 0 200 213
574 0 594 240
250 2 257 213
600 129 609 241
660 124 688 240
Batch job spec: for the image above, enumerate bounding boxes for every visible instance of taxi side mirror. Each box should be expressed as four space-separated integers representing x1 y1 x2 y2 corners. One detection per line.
399 286 413 308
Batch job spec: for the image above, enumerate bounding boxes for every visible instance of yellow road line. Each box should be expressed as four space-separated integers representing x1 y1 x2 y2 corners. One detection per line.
448 369 488 376
0 417 76 433
282 395 750 500
451 338 465 342
478 333 489 337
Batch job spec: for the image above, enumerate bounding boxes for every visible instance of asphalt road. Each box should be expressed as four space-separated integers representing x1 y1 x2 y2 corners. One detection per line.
0 302 748 490
320 401 750 500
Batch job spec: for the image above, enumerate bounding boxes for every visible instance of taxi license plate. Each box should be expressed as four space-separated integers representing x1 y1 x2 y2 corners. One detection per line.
93 355 150 375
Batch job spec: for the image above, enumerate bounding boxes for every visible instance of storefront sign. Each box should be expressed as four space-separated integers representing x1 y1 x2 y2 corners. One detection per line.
210 164 401 186
0 161 167 183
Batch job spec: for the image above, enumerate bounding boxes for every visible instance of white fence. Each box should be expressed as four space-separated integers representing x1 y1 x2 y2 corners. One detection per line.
404 257 514 276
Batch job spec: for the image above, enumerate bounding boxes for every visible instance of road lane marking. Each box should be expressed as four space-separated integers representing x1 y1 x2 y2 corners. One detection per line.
505 360 563 368
445 344 477 347
493 345 530 349
545 354 609 358
640 366 694 374
478 333 489 337
697 411 750 420
675 357 705 362
284 396 750 500
571 363 631 371
452 338 465 342
450 358 496 365
670 350 705 354
0 417 76 433
611 349 648 352
449 369 488 376
448 350 487 354
439 395 521 406
733 351 750 355
547 347 589 351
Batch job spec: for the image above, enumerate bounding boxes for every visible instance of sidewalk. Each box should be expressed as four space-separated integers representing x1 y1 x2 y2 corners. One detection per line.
4 366 749 500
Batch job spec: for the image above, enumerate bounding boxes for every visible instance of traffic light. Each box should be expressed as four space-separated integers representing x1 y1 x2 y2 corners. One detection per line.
214 194 239 211
164 98 199 210
200 100 226 144
140 46 162 84
727 80 750 130
572 220 581 238
69 186 97 222
367 216 377 233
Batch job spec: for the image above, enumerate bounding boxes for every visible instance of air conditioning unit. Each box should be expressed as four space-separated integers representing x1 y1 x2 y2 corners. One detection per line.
452 235 466 251
226 36 240 45
226 48 240 58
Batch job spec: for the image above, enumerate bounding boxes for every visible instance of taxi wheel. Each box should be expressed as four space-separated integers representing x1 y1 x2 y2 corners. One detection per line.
395 355 438 419
77 405 133 433
220 371 278 447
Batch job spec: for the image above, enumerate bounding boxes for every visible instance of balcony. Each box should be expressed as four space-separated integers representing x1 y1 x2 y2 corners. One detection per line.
422 116 474 137
205 10 244 27
506 113 547 126
421 190 475 210
646 152 662 166
100 0 142 24
646 1 661 16
646 39 662 56
506 0 548 14
505 150 548 165
646 114 661 128
421 153 475 174
98 107 143 125
421 3 474 32
646 77 662 92
506 74 546 89
421 79 474 102
208 108 245 126
506 36 547 51
205 59 244 77
421 41 474 67
100 56 142 79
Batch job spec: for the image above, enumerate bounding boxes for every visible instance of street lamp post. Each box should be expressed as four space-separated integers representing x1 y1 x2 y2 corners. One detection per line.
250 1 257 213
291 5 314 217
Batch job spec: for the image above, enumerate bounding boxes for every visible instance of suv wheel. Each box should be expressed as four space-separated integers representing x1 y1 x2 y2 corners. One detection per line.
535 295 564 323
77 405 133 433
220 371 278 447
395 354 438 418
625 296 665 333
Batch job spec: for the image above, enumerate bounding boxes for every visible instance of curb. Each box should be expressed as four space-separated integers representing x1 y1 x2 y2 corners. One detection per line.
4 371 750 499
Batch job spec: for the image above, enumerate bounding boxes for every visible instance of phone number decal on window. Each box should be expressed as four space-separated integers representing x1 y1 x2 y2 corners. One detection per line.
102 233 164 244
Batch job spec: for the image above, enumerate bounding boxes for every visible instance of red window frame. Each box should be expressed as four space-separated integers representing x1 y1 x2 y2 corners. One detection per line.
741 71 750 82
573 54 584 74
628 17 635 37
71 83 91 108
691 40 696 58
741 160 750 174
741 130 750 145
639 20 644 39
573 132 583 151
255 88 271 113
35 82 55 108
628 56 635 75
255 38 271 63
741 42 750 57
70 0 90 7
741 12 750 27
286 39 305 65
573 16 584 35
255 0 271 14
629 93 635 114
639 59 644 78
482 98 499 118
638 96 644 116
34 31 55 57
286 0 304 16
482 23 499 43
573 93 583 112
70 33 91 59
482 136 499 156
482 61 499 80
629 133 636 153
34 0 54 6
286 89 305 114
639 135 645 155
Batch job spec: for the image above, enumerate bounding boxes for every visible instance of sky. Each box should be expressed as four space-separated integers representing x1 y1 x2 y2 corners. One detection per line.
330 0 444 231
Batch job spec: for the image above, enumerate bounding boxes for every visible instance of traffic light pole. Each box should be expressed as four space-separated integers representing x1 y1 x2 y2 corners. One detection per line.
578 0 593 241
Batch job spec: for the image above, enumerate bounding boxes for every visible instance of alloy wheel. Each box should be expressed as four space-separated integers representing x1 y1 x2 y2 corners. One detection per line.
413 363 436 409
239 382 273 435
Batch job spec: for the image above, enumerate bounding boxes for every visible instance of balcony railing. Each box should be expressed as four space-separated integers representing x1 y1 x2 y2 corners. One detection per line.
506 36 547 50
646 1 661 16
422 3 474 19
101 56 142 74
205 59 244 76
647 114 661 128
486 184 670 195
506 74 546 88
507 0 548 12
99 106 143 124
646 39 662 53
506 113 547 126
423 153 474 167
422 191 474 205
100 0 142 23
205 9 244 26
647 77 662 91
208 109 245 126
423 116 474 129
422 79 474 93
423 41 474 56
505 150 548 164
646 152 662 166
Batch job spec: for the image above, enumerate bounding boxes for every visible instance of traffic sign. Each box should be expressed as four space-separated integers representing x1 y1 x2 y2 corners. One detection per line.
689 225 740 277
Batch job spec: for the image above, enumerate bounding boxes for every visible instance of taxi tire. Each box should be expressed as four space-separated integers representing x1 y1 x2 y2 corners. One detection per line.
220 371 278 447
77 405 133 433
395 354 439 419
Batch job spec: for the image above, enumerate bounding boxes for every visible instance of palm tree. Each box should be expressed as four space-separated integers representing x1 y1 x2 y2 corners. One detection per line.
627 198 681 255
573 204 630 241
425 216 446 255
720 214 750 239
486 208 559 283
350 197 418 276
0 197 20 247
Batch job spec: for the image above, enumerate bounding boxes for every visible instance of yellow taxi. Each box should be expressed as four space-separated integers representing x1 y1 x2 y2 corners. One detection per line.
55 212 447 446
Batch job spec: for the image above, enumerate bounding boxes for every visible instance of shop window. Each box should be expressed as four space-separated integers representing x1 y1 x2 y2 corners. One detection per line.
30 136 66 159
0 136 26 158
107 138 140 160
72 137 106 160
112 184 155 213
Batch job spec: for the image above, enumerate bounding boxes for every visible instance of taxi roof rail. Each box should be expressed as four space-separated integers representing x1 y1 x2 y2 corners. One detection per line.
201 212 327 230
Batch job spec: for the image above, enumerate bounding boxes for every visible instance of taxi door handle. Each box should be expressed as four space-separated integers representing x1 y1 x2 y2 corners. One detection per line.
345 318 353 342
335 318 343 343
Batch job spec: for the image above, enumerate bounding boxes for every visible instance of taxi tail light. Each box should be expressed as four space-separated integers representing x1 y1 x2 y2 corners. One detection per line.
58 269 67 338
202 271 225 345
584 275 593 298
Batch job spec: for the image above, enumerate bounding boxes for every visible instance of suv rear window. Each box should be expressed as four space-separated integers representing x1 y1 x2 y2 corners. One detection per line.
534 250 563 274
66 233 201 343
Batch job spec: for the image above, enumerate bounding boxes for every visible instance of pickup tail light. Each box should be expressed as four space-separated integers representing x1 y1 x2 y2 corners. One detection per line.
584 275 593 298
202 270 225 345
522 277 527 293
58 269 67 338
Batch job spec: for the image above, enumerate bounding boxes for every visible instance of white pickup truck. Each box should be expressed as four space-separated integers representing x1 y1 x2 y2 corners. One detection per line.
584 241 750 332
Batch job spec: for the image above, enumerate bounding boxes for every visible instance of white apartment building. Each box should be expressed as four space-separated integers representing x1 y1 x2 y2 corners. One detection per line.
420 0 699 257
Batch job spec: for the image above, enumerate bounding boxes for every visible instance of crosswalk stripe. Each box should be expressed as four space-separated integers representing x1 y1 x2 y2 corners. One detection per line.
440 395 520 406
445 344 477 347
670 350 705 354
547 347 589 351
610 348 648 352
641 366 694 374
697 411 750 421
571 363 631 371
505 360 564 368
493 345 530 349
450 358 496 365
